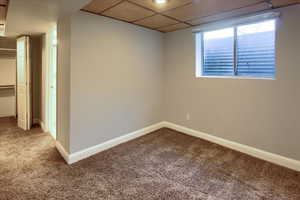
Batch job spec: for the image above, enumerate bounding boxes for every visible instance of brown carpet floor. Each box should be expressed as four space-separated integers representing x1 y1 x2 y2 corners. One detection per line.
1 117 300 200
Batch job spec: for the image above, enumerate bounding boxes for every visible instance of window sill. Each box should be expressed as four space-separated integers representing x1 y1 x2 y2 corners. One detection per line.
196 76 275 80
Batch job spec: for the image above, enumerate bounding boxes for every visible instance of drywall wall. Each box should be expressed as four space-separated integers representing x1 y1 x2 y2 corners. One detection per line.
57 16 71 152
0 37 16 49
164 5 300 161
0 59 16 85
0 58 16 117
68 12 164 153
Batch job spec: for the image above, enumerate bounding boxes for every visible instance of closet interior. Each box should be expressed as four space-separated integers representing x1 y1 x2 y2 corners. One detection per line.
0 37 16 118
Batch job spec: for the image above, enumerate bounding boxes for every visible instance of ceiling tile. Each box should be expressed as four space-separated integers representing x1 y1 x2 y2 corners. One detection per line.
128 0 193 12
163 0 226 21
157 23 190 32
163 0 265 22
218 0 264 13
82 0 122 14
188 2 271 25
102 1 155 22
134 14 179 28
271 0 300 7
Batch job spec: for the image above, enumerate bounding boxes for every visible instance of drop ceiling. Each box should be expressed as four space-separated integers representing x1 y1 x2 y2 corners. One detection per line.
82 0 300 32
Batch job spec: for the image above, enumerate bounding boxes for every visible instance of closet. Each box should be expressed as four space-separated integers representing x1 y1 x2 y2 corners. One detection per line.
0 47 16 118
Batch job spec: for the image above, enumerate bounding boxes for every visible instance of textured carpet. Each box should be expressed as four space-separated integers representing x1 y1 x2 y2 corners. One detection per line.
1 117 300 200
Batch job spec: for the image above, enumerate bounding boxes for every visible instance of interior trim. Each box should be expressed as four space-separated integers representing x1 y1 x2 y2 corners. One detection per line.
192 11 280 33
55 121 300 171
56 141 70 164
56 122 166 164
164 121 300 172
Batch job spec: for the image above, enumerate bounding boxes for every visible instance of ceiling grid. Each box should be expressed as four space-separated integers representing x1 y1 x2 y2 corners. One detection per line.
81 0 300 32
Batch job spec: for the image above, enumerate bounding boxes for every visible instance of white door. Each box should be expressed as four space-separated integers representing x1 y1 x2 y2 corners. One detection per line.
17 36 31 130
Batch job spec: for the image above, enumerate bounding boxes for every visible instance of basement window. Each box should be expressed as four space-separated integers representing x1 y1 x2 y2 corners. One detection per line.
196 19 276 79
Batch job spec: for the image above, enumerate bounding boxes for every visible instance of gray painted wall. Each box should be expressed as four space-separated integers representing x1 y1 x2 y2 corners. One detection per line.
164 5 300 161
68 12 164 153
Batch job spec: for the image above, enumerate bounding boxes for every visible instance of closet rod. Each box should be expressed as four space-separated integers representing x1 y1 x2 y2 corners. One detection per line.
0 85 15 88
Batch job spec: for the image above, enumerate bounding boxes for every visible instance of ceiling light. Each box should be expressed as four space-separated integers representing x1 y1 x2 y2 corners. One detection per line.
153 0 168 4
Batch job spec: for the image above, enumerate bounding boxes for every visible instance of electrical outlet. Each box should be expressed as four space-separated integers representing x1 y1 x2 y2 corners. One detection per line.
186 113 190 121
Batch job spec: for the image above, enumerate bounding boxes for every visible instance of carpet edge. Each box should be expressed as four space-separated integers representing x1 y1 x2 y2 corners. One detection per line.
55 121 300 171
164 121 300 172
58 122 166 164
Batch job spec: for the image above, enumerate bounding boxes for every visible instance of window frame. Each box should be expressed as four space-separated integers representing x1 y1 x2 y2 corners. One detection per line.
196 19 277 80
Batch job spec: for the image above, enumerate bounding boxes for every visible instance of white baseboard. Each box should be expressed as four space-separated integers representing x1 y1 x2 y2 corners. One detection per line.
55 120 300 171
56 141 70 164
57 122 165 164
40 121 46 132
163 121 300 172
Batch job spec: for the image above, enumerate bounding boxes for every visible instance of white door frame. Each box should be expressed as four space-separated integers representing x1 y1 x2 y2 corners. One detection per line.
45 26 57 139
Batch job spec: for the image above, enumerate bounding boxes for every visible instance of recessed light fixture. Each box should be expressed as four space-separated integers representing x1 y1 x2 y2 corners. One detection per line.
153 0 168 4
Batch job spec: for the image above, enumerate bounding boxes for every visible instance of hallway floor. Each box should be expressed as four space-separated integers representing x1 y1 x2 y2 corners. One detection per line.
1 117 300 200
